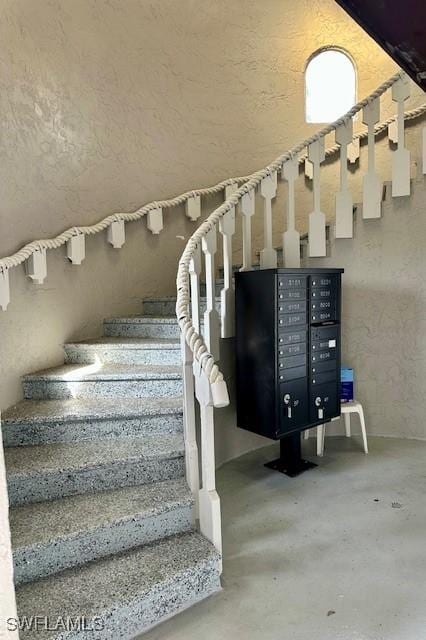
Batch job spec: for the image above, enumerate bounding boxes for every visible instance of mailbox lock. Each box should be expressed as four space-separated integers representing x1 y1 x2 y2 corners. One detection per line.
283 393 292 419
315 396 322 407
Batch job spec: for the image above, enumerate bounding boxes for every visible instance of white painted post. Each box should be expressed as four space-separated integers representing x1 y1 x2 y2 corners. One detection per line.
335 118 354 239
0 269 10 311
391 75 411 197
259 173 278 269
281 157 300 267
181 335 200 520
219 206 235 338
186 195 201 222
195 372 222 571
304 158 313 180
67 233 86 265
147 207 164 235
388 119 398 144
308 138 327 257
107 220 125 248
347 138 360 164
189 244 202 334
0 417 20 639
423 127 426 176
240 189 255 271
362 98 382 219
202 227 220 361
26 249 47 284
225 183 238 200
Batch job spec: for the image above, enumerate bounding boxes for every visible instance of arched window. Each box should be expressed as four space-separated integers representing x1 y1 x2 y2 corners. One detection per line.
305 49 356 123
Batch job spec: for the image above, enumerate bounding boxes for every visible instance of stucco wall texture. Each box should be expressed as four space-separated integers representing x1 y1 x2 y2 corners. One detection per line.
0 0 424 454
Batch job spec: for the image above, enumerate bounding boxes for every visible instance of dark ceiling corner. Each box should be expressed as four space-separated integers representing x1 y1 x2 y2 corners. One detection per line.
335 0 426 91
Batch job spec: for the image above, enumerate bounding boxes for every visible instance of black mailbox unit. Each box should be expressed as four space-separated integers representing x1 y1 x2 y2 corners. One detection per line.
235 267 344 476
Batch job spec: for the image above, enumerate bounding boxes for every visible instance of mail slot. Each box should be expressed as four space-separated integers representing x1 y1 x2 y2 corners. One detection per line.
279 342 306 357
311 299 335 312
311 325 338 343
311 275 337 289
279 313 307 328
278 275 307 289
278 364 307 382
311 359 336 374
278 300 307 314
279 353 306 370
278 288 307 301
311 287 336 300
311 370 336 385
311 308 336 323
279 329 307 345
311 349 334 363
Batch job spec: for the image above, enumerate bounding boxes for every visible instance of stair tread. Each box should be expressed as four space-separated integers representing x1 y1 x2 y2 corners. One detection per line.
15 531 220 640
104 315 177 323
65 337 180 349
11 477 192 551
5 433 184 476
23 362 182 382
2 397 183 425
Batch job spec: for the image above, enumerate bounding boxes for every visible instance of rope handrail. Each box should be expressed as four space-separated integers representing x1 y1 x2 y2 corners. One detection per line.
0 93 424 274
176 70 424 402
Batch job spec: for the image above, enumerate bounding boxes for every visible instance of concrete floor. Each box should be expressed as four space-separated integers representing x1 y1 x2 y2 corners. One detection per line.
142 436 426 640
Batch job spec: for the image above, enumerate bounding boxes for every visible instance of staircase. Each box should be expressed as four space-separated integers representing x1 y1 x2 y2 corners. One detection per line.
2 301 221 639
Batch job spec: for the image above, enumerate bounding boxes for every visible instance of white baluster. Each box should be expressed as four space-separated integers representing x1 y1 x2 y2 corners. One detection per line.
347 138 360 164
260 173 278 269
240 189 255 271
304 158 313 180
0 269 10 311
202 227 220 361
195 372 222 569
423 127 426 175
388 120 398 144
186 195 201 222
0 416 20 639
147 207 163 234
308 138 327 257
189 244 202 334
225 182 238 199
362 98 382 219
282 157 300 267
219 206 235 338
335 118 354 239
107 220 125 248
181 335 200 520
67 233 86 265
26 249 47 284
392 75 411 197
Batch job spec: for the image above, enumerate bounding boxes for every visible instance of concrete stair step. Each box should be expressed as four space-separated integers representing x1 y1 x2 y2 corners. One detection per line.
104 316 180 339
1 397 183 447
22 363 183 400
15 531 221 640
143 297 220 317
5 433 185 506
12 477 193 585
64 336 181 365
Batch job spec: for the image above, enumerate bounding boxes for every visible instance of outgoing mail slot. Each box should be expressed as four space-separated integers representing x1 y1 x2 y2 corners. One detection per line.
278 313 307 328
278 329 307 345
278 275 307 289
279 353 306 370
278 300 306 314
311 325 338 343
311 349 334 363
278 288 307 301
279 342 306 357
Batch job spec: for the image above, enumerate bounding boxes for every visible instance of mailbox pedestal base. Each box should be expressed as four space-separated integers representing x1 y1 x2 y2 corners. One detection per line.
265 432 317 477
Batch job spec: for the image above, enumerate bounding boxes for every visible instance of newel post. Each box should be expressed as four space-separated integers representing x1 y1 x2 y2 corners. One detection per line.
195 371 222 571
0 416 19 638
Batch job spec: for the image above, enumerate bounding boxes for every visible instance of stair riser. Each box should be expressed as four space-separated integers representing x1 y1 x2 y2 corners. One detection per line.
2 414 183 447
14 505 193 586
104 322 180 339
23 378 183 400
64 346 181 366
8 457 185 507
143 299 213 317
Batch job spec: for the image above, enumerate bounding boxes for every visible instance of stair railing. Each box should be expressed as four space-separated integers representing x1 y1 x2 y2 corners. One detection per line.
175 70 426 562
